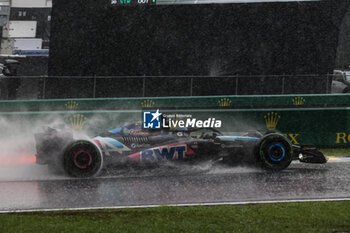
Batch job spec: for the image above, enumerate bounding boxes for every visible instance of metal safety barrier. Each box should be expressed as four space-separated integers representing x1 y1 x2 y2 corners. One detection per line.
0 74 342 100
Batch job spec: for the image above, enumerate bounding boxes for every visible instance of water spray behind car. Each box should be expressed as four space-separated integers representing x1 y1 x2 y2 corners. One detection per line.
0 113 109 180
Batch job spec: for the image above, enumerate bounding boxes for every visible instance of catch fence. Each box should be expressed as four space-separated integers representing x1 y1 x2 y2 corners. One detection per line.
0 74 338 100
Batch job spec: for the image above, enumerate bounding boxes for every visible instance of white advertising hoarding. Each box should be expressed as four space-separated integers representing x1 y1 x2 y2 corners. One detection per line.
13 38 42 50
8 21 37 38
11 0 51 8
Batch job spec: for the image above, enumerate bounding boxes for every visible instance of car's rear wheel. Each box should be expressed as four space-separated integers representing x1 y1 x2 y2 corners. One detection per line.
63 140 103 178
255 134 292 171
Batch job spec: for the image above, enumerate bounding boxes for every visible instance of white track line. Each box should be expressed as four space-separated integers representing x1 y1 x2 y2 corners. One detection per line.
1 198 350 214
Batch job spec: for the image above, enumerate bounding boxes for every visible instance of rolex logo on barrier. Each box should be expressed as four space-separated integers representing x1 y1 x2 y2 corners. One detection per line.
218 98 232 107
292 97 306 106
141 100 155 108
264 112 281 130
69 114 87 131
64 101 88 130
65 100 79 111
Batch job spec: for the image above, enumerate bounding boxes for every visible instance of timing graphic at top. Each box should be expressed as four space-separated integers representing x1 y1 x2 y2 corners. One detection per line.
111 0 320 6
111 0 156 6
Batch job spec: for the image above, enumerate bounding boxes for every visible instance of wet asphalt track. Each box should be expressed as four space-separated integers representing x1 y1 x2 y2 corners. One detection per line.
0 159 349 212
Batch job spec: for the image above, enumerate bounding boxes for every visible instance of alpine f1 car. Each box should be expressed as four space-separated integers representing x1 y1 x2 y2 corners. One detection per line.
34 123 327 177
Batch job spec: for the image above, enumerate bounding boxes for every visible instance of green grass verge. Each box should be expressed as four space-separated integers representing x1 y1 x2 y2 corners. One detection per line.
320 148 350 157
0 201 349 233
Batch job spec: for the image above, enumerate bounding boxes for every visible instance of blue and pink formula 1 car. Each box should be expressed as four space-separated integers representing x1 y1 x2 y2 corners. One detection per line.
34 122 327 177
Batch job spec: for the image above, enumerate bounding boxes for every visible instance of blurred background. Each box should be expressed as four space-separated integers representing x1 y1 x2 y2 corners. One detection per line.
1 0 350 99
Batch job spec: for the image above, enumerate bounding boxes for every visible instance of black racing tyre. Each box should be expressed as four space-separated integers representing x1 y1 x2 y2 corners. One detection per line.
265 130 278 134
255 134 293 171
63 140 103 178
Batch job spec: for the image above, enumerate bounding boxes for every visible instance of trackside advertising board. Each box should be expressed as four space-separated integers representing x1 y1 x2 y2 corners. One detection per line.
0 102 350 147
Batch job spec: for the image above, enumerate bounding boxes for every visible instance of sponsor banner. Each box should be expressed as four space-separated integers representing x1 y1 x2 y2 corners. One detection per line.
14 49 49 56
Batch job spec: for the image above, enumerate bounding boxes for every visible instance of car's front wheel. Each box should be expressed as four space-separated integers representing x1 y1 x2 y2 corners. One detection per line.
63 140 103 178
255 134 293 171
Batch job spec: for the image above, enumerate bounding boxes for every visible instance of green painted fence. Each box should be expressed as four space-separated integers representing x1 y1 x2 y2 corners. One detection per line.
1 95 350 147
0 107 349 147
